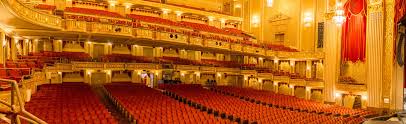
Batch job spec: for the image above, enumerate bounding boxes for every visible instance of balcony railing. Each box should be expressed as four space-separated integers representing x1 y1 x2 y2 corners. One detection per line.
6 0 62 29
5 0 324 59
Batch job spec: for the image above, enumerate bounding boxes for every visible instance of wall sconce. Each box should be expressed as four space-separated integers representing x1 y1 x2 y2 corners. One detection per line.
361 95 367 100
235 4 241 8
155 71 159 75
303 12 313 27
208 16 215 21
87 71 92 75
108 0 117 6
220 18 226 24
137 70 141 75
162 8 171 14
195 72 200 77
266 0 273 7
289 85 294 89
175 11 183 16
306 87 311 91
258 79 262 83
274 59 279 63
252 15 260 27
107 42 112 46
335 92 341 98
244 77 248 80
217 73 221 77
274 82 278 86
86 41 92 44
306 66 311 70
124 3 132 9
106 70 111 75
58 72 62 75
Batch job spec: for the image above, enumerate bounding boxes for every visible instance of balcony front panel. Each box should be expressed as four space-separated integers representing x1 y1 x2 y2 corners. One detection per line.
127 63 160 70
105 63 126 70
176 65 199 71
135 28 155 39
157 32 188 44
266 50 276 57
73 62 105 70
190 37 203 46
205 40 230 50
273 76 290 83
10 0 62 29
65 20 87 32
289 79 306 86
200 66 216 72
243 46 256 54
216 67 240 73
231 43 242 52
90 23 133 36
255 48 266 56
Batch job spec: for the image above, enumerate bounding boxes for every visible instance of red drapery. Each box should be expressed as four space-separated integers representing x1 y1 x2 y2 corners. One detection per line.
341 0 367 62
395 0 406 24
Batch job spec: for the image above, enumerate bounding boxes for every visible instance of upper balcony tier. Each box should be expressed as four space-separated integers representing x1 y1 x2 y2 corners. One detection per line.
0 0 323 59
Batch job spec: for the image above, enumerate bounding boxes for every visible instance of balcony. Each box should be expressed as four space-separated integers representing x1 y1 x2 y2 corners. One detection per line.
157 32 188 44
4 0 62 29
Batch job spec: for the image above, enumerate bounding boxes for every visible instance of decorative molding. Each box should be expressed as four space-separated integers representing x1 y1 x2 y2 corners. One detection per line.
368 2 384 13
382 0 395 108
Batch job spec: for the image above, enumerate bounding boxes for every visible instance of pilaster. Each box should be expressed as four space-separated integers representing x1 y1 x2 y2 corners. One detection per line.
366 1 384 108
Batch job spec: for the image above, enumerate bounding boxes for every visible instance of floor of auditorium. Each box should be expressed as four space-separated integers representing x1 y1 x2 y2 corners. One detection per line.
20 82 377 124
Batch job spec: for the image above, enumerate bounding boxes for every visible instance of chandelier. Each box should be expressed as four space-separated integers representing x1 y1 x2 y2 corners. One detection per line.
333 2 346 26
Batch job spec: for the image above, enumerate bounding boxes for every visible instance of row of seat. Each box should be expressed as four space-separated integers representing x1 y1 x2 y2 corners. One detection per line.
101 54 244 67
212 86 375 117
103 83 233 124
65 7 123 18
159 84 366 124
34 4 56 11
25 83 117 124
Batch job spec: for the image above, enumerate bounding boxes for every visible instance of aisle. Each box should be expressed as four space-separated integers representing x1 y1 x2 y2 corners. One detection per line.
92 85 131 124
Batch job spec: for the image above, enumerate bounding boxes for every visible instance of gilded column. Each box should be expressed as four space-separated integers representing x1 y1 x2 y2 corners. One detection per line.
32 39 39 53
0 31 4 64
10 38 17 60
323 19 341 103
382 0 397 109
306 60 312 78
366 2 384 108
22 39 28 55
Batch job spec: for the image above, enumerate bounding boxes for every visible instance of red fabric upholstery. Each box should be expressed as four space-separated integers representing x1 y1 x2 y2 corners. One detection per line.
160 84 364 124
65 7 123 18
104 83 231 123
25 83 117 124
212 86 375 118
34 4 56 11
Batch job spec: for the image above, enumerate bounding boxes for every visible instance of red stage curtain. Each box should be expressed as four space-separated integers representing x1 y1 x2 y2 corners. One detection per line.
341 0 367 62
395 0 406 24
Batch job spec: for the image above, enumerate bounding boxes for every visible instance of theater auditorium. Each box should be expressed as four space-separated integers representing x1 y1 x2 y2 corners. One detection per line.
0 0 404 123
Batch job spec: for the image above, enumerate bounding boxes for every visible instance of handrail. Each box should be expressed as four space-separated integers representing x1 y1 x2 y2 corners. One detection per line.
1 0 62 29
0 78 47 124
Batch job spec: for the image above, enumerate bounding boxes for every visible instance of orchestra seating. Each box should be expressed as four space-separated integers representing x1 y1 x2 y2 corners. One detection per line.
103 83 232 123
25 83 117 124
159 84 365 124
212 86 376 117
